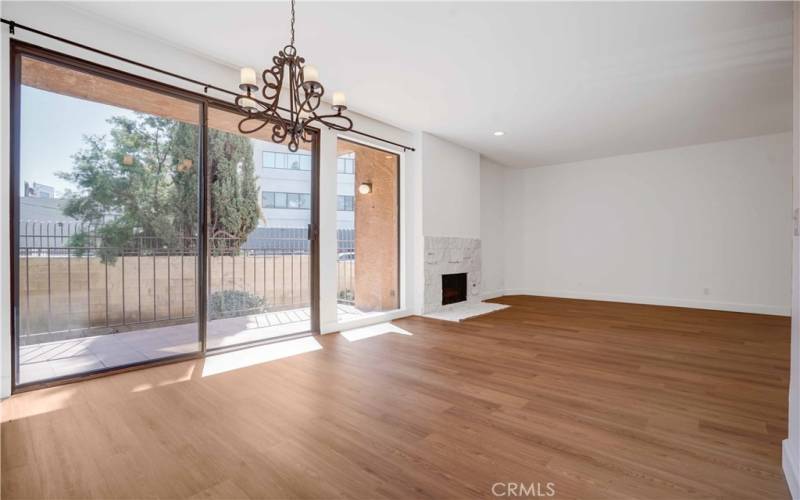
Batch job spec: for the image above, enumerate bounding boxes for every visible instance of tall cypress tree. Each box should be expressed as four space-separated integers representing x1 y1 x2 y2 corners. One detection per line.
208 128 260 251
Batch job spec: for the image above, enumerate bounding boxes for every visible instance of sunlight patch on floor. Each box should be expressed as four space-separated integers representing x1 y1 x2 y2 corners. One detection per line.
1 386 79 422
339 322 414 342
201 336 322 377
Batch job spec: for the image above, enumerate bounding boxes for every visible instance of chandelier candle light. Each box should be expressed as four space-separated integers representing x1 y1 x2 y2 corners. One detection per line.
235 0 353 151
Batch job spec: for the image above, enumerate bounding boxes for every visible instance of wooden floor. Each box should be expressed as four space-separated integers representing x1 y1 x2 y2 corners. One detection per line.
1 296 791 499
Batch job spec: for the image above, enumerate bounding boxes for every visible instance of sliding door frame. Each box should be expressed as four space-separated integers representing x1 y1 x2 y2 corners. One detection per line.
336 136 402 314
204 100 320 350
8 40 320 393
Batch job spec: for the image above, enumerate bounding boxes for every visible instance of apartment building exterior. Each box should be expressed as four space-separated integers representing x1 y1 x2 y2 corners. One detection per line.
255 138 354 230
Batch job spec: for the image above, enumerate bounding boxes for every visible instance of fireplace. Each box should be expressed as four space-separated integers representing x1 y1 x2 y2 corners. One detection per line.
441 273 467 305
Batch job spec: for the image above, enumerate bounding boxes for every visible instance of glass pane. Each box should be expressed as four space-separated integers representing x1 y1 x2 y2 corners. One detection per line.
16 55 202 385
263 151 274 169
275 152 286 169
300 155 311 171
207 107 314 349
336 141 399 321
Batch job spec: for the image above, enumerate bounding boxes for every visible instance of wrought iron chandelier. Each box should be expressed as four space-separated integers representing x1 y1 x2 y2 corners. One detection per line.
235 0 353 151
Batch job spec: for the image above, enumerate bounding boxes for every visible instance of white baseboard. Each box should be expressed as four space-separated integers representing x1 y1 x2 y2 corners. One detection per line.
480 290 505 301
499 288 791 316
784 440 799 499
320 308 412 335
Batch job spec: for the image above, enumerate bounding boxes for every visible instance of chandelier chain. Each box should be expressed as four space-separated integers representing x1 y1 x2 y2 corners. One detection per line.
290 0 296 46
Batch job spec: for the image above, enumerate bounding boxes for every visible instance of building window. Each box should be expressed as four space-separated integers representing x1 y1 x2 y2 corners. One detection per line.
263 191 311 209
337 195 354 211
263 151 312 171
337 157 355 174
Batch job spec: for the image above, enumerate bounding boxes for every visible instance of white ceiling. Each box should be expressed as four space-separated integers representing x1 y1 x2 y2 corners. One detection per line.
64 1 792 168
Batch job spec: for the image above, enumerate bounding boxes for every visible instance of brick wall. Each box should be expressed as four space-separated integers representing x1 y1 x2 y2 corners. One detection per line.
338 141 400 312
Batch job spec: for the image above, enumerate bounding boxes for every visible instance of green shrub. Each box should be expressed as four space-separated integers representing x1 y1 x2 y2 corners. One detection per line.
208 290 266 319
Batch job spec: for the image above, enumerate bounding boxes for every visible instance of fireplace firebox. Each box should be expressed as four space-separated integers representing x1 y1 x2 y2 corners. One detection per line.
442 273 467 305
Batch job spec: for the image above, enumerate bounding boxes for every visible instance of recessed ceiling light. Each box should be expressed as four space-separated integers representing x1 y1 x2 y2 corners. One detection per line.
493 131 505 136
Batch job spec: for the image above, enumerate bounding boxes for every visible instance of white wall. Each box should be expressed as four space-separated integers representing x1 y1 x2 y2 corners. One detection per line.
480 157 507 298
420 132 481 239
783 5 800 498
506 133 793 316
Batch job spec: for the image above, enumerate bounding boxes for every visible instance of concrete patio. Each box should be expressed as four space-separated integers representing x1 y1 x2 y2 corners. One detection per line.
19 304 367 384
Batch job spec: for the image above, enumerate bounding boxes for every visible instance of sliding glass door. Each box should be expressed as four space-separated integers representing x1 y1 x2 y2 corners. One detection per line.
13 48 203 385
335 139 400 322
11 43 319 390
205 106 318 349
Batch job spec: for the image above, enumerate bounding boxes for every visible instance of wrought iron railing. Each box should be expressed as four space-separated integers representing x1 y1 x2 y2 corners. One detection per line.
17 222 357 343
337 229 355 305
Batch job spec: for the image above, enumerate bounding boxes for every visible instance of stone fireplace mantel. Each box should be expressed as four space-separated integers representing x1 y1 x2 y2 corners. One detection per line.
423 236 481 313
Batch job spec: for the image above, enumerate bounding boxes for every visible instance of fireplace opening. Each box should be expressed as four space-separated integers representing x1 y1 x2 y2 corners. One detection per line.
442 273 467 305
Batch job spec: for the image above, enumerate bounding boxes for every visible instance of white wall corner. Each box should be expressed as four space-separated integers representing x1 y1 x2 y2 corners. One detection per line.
787 5 800 496
411 130 426 315
785 439 799 499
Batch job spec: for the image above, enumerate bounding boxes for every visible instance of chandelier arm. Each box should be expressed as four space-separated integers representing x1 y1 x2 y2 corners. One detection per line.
297 86 322 114
238 116 272 135
290 61 299 125
236 91 275 115
271 120 289 145
261 59 284 104
307 112 354 132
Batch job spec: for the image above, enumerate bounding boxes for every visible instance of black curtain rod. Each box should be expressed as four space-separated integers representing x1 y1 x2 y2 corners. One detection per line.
1 18 416 152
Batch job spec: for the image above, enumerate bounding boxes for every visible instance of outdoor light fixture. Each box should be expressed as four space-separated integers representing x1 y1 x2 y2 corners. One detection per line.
235 0 353 152
358 182 372 195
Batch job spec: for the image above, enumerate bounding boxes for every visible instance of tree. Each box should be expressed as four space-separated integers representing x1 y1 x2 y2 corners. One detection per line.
208 128 261 250
59 113 260 262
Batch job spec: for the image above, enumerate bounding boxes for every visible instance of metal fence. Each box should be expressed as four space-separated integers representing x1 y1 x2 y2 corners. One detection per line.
337 228 355 305
18 222 357 343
